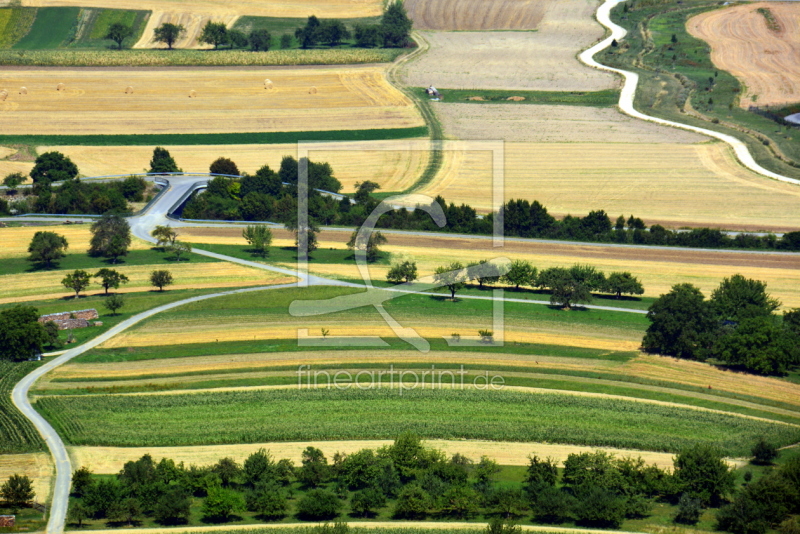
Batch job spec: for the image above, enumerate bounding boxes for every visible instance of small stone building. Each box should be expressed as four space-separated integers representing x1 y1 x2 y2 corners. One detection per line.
38 309 99 330
0 516 15 527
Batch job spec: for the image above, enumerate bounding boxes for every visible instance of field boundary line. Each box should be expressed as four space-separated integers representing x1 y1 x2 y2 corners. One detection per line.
581 0 800 187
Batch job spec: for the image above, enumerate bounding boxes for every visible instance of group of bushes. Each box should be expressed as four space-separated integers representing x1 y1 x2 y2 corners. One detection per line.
643 274 800 374
62 434 794 533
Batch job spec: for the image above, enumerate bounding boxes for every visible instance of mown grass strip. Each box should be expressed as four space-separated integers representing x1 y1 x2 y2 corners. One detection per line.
34 387 800 455
13 7 79 50
416 88 621 107
0 47 405 66
0 127 428 147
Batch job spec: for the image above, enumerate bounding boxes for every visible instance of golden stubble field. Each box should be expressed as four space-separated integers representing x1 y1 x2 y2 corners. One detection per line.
133 12 239 50
688 2 800 108
0 453 53 503
0 66 423 135
404 0 552 30
40 140 429 192
400 0 616 91
10 0 383 18
417 141 800 232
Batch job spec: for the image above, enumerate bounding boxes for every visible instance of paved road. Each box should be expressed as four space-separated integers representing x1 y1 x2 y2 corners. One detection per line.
579 0 800 187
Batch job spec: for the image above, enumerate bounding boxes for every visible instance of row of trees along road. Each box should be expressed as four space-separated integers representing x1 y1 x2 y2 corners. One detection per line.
60 434 794 532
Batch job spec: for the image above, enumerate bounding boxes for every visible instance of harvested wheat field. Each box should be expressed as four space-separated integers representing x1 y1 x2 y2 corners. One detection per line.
405 0 551 30
134 12 239 50
435 103 705 143
0 66 423 135
688 2 800 108
0 453 53 503
70 440 679 473
401 0 615 91
0 262 292 304
0 224 150 259
11 0 382 18
418 141 800 231
48 140 429 192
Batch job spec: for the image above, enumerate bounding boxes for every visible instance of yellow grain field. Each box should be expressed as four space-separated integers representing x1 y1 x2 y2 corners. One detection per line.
69 440 679 473
419 141 800 231
0 224 150 259
13 0 383 18
0 66 423 135
46 140 429 192
0 262 292 304
0 453 53 503
134 12 239 50
688 2 800 108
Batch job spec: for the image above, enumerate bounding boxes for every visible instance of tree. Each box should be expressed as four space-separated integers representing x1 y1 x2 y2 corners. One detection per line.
202 486 244 521
106 22 134 49
318 19 350 46
296 488 340 520
68 500 93 527
393 484 431 519
94 268 129 295
153 486 191 524
153 22 186 49
242 165 282 197
71 466 94 497
62 270 91 298
347 230 387 262
546 268 592 309
354 24 382 47
434 261 466 300
295 16 321 48
150 270 173 291
199 21 229 49
246 482 286 519
716 316 797 375
31 151 78 184
169 240 192 262
1 474 35 512
3 172 25 193
210 157 240 176
299 447 330 488
280 34 293 48
285 218 320 254
530 485 575 524
711 274 780 322
525 455 559 489
228 29 248 48
572 484 626 528
440 485 480 518
752 438 779 465
243 225 273 257
212 457 242 487
642 284 715 359
104 294 125 315
152 225 178 249
249 28 271 51
673 493 702 525
0 306 47 361
108 497 143 525
89 212 131 263
502 259 534 290
351 488 385 517
673 443 735 506
604 271 644 299
148 147 180 174
243 449 275 487
27 231 68 267
468 259 502 288
387 260 417 284
353 180 380 203
381 1 413 47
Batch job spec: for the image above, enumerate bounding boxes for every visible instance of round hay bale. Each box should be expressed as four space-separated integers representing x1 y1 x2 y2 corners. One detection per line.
125 86 134 94
308 86 318 95
264 80 274 90
19 87 27 95
56 83 65 91
189 90 197 98
0 91 7 102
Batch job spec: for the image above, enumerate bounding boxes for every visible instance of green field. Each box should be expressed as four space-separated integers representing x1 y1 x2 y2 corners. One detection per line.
416 88 621 107
0 360 45 454
233 15 382 50
0 126 428 148
72 8 148 49
0 8 36 49
13 7 80 50
34 387 800 455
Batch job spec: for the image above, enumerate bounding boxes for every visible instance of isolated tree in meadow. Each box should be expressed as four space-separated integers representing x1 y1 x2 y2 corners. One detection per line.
1 474 35 512
242 224 273 257
148 147 181 174
199 21 229 49
285 217 319 254
106 22 134 50
209 157 240 176
169 240 192 261
248 28 271 51
604 271 644 299
386 260 417 284
151 224 178 249
468 259 502 288
0 305 47 362
104 294 125 316
30 151 78 184
347 229 387 262
94 268 129 295
3 172 25 193
502 259 535 290
751 437 779 465
89 212 131 263
544 268 592 309
153 22 186 49
150 270 173 291
434 261 466 300
62 270 91 298
28 231 68 267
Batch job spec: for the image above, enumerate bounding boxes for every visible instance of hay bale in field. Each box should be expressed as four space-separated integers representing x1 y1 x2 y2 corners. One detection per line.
264 78 273 90
189 90 197 98
56 83 65 91
0 91 7 101
507 96 525 101
125 86 134 94
308 86 318 95
19 87 27 95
